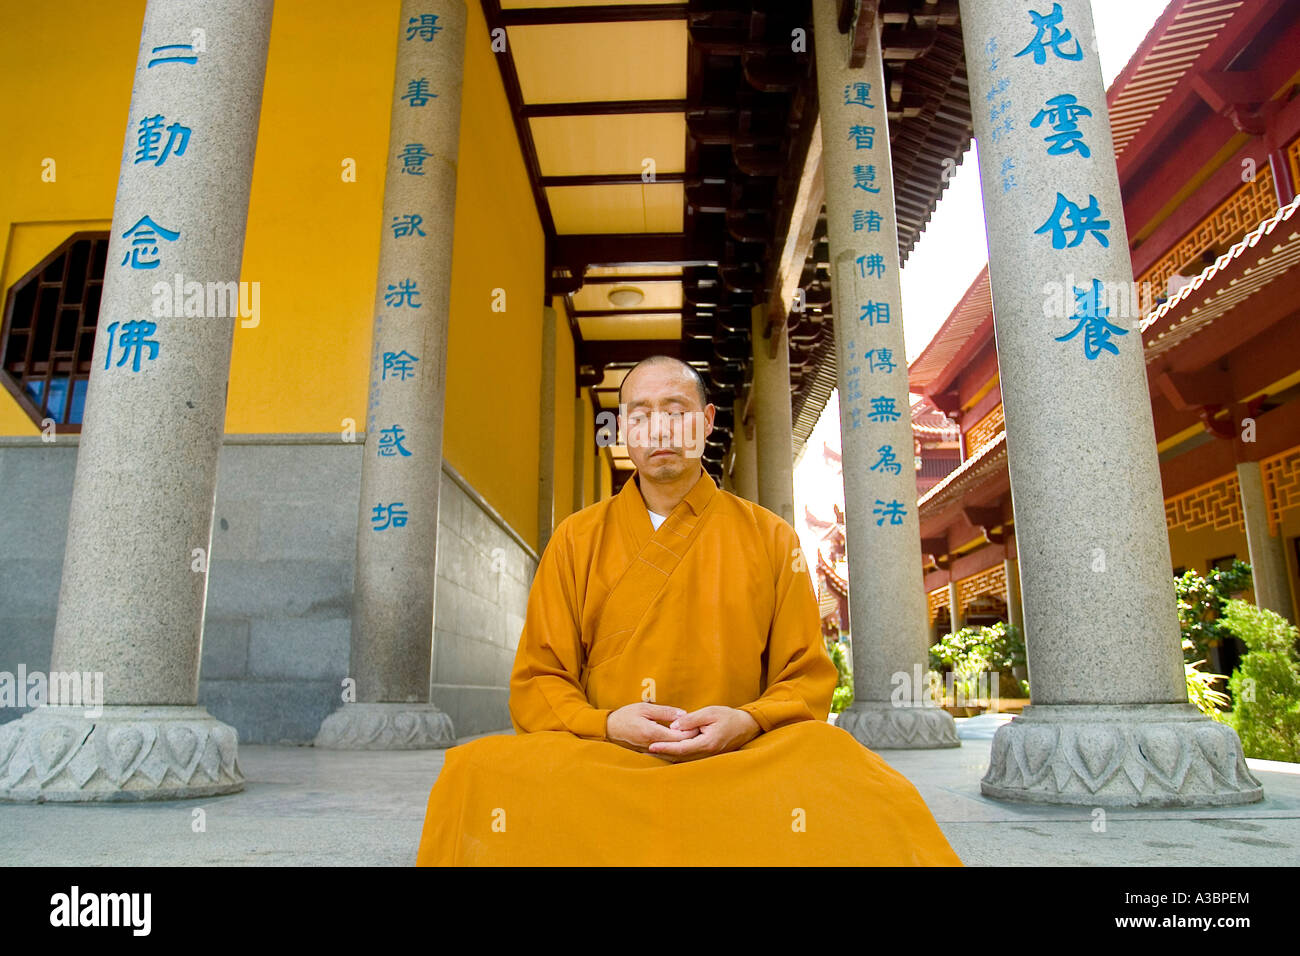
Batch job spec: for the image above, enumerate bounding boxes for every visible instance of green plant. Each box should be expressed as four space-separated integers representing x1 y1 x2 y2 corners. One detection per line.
1175 560 1252 664
929 622 1027 699
828 639 854 714
1182 638 1231 719
1219 599 1300 762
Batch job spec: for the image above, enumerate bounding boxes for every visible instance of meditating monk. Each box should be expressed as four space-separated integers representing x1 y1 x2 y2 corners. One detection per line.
415 355 962 865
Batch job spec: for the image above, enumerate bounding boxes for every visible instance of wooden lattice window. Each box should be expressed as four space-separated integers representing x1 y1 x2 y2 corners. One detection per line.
1 231 109 432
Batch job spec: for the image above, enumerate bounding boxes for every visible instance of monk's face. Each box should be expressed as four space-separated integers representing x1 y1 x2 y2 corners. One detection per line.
619 362 714 481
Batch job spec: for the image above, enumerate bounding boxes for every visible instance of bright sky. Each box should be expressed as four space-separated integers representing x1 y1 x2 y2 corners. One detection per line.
793 0 1175 569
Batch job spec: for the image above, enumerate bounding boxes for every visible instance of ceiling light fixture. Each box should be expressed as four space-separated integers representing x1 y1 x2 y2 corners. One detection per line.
608 286 644 308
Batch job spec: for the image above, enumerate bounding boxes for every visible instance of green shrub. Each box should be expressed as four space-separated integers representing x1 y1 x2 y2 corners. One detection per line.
1219 599 1300 762
929 622 1028 699
1182 638 1231 720
828 639 854 714
1175 561 1252 664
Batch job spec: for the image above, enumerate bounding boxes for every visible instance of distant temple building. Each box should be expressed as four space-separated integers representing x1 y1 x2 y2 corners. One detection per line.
907 2 1300 666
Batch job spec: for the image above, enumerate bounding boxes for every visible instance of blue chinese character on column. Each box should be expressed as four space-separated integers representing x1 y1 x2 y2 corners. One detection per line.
873 499 907 525
377 425 413 457
844 83 877 109
147 43 197 68
865 347 896 374
849 406 862 430
134 115 191 166
371 503 409 531
399 143 433 174
390 214 426 239
385 279 422 308
382 350 420 381
1030 93 1092 156
1055 278 1128 359
999 156 1017 192
849 125 875 149
853 210 883 233
120 215 179 269
844 370 863 402
856 254 886 279
103 320 160 372
1035 193 1110 247
868 396 900 422
1014 4 1083 64
870 445 902 475
402 79 437 106
406 15 442 40
859 301 890 325
852 165 882 194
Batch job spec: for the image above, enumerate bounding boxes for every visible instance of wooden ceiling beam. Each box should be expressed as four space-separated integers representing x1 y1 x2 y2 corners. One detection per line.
522 99 687 117
762 118 824 341
570 308 682 317
481 1 554 237
498 4 688 26
540 172 685 187
552 233 717 271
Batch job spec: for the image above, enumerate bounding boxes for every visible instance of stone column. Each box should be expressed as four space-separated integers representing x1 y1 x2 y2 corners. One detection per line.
812 0 957 749
947 580 964 632
730 396 759 502
0 0 273 801
316 0 465 750
959 0 1259 804
1004 557 1025 632
1237 460 1293 621
751 304 795 525
537 305 557 552
573 394 587 513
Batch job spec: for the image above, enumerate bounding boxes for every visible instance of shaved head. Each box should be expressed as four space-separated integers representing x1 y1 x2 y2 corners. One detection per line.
618 355 709 410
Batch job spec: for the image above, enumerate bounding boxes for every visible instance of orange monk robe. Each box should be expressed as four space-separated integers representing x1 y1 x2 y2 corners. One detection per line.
416 469 962 866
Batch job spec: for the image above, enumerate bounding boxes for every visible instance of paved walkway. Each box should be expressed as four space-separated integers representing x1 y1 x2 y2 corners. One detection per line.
3 715 1296 865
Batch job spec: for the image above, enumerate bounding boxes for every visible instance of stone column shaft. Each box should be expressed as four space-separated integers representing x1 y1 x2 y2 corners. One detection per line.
0 0 274 801
1237 460 1293 621
1004 557 1025 633
730 397 759 502
316 0 466 750
812 0 956 748
573 394 587 513
959 0 1259 804
751 305 795 525
537 304 557 552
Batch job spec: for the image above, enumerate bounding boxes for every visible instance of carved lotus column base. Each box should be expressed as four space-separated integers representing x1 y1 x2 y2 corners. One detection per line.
836 700 960 749
981 703 1264 807
313 702 455 750
0 705 244 803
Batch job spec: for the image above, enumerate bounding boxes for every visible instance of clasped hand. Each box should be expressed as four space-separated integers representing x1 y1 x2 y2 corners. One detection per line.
606 702 760 762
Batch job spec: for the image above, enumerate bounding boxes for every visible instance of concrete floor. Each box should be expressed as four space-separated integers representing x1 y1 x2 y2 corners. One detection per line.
2 715 1297 865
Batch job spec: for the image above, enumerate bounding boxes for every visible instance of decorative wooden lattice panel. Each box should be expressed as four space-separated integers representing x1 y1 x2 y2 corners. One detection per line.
927 587 947 624
1164 473 1243 533
1262 445 1300 535
1290 136 1300 205
957 563 1007 609
965 403 1004 459
1137 163 1276 298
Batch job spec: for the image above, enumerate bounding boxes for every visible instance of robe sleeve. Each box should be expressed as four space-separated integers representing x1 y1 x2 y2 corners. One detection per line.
737 519 838 733
507 519 611 740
